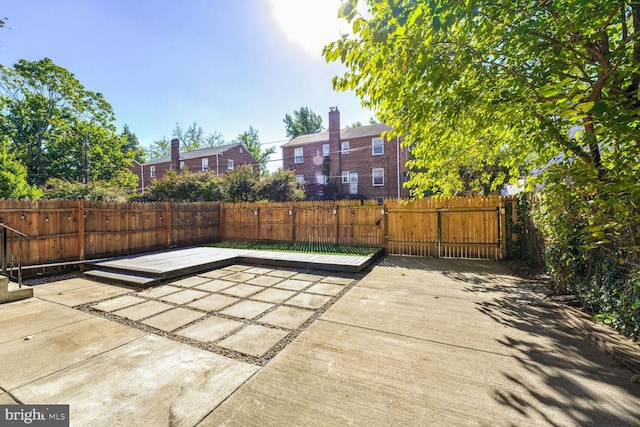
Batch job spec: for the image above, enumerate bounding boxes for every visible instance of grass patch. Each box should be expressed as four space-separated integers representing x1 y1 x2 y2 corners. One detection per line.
205 241 382 257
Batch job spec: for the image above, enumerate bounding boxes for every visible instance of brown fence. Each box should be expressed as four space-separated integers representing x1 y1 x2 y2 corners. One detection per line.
1 196 515 266
221 200 385 247
0 199 221 266
385 197 511 259
222 197 514 259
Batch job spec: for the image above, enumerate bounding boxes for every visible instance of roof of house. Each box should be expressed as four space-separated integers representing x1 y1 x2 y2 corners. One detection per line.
281 123 392 148
144 143 251 166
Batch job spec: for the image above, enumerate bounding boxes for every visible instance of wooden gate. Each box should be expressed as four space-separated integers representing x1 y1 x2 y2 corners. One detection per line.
385 197 508 259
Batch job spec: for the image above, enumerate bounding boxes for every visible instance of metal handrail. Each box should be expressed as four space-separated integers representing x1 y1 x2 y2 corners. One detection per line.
1 223 27 287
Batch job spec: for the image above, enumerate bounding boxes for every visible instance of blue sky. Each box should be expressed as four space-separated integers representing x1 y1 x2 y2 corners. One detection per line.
1 0 371 170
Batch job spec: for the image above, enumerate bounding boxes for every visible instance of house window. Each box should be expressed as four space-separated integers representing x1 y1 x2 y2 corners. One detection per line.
180 161 185 170
372 168 384 186
294 147 303 164
315 172 327 184
150 166 156 178
342 171 349 184
372 138 384 155
323 144 330 157
228 159 234 170
295 174 305 183
202 158 209 171
341 141 350 154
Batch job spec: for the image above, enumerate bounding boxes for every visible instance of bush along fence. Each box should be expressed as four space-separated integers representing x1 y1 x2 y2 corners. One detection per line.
0 196 519 270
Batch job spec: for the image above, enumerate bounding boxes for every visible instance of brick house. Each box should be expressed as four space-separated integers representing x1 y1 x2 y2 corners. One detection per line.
131 139 258 192
281 107 410 200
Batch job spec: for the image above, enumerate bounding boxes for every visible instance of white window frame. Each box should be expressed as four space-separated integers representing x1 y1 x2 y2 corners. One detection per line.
294 147 303 164
295 174 305 183
341 141 350 154
228 159 234 170
372 168 384 186
202 158 209 172
341 171 349 183
323 144 330 157
372 138 384 155
150 166 156 178
180 161 185 170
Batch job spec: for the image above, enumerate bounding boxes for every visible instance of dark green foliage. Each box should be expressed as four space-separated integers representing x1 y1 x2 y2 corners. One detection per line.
257 170 304 202
0 58 137 188
121 125 146 163
0 136 42 199
41 178 131 202
146 171 224 202
146 168 303 203
222 166 260 203
537 159 640 340
235 127 275 175
283 107 324 138
506 194 545 269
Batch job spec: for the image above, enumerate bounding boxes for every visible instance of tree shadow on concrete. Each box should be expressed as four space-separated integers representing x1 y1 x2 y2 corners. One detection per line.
457 265 640 426
377 256 640 425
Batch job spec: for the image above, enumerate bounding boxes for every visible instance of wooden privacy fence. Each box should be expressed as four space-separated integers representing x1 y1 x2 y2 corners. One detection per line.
0 199 221 266
222 196 516 260
0 196 516 266
221 200 385 247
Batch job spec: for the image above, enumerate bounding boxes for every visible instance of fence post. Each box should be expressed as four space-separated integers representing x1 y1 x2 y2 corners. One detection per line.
334 206 339 246
256 207 261 240
436 208 444 258
1 227 6 276
290 206 295 242
77 200 85 271
165 202 171 249
381 203 388 249
219 203 225 242
499 199 507 259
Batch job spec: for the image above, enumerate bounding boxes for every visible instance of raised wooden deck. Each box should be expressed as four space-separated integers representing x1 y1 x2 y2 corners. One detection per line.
84 247 376 287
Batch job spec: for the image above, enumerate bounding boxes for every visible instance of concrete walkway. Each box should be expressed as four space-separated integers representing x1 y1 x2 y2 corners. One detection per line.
201 257 640 426
1 257 639 426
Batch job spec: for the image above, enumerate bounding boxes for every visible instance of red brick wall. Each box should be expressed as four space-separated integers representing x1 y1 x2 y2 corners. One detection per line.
139 146 258 192
283 135 410 200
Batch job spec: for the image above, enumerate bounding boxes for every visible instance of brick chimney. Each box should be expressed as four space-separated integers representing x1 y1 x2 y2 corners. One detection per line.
328 106 340 150
328 107 340 188
170 138 180 172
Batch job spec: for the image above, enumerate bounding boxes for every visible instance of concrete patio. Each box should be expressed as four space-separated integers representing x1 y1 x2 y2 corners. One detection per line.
1 257 639 426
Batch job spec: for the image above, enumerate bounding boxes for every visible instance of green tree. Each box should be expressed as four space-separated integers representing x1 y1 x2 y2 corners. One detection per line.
147 122 224 161
324 0 639 195
235 126 275 175
221 165 259 203
0 136 42 199
283 106 324 138
257 169 304 202
121 124 146 163
173 122 223 151
41 178 131 202
147 137 170 160
0 58 136 186
146 170 224 202
325 0 640 338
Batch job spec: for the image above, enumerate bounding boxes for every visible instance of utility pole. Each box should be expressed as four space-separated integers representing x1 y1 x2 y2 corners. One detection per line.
83 134 89 184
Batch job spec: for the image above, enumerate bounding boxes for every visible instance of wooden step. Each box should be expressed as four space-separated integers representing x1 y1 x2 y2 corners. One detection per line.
84 270 160 288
